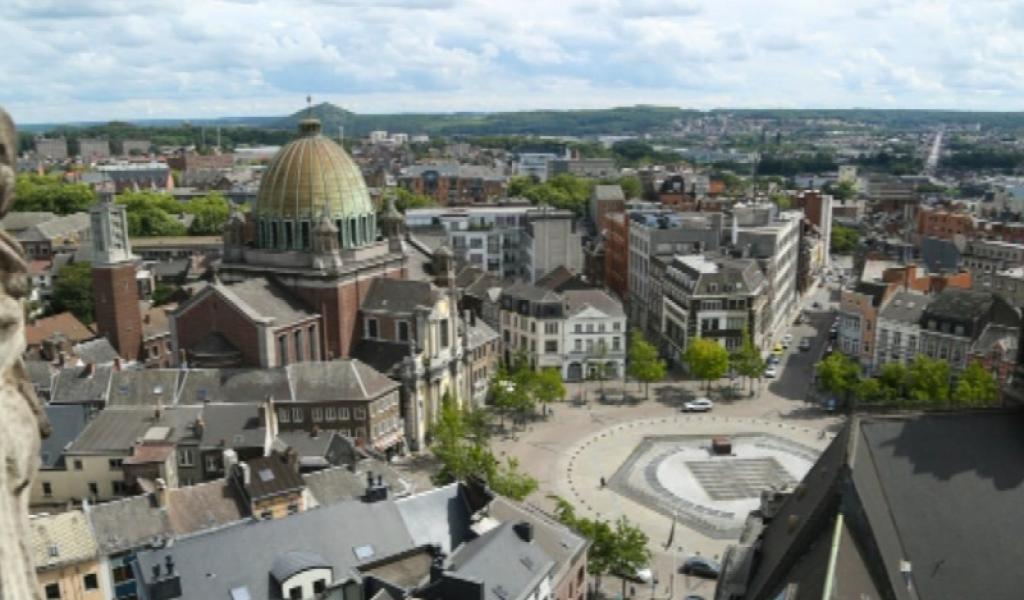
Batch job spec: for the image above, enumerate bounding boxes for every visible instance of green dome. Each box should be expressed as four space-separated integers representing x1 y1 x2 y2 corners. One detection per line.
254 119 377 251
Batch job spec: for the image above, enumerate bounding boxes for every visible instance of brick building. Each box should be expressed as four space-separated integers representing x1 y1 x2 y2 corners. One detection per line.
90 202 143 361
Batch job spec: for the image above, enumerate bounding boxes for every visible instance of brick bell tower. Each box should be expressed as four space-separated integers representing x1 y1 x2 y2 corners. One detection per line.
90 200 142 361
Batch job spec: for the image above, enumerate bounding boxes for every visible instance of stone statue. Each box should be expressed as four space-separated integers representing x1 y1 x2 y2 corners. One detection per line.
0 107 48 600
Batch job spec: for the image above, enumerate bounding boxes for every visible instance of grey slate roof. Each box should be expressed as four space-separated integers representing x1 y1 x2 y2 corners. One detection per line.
40 404 89 469
396 483 473 556
241 455 305 502
445 521 555 600
69 406 202 454
165 479 247 536
485 497 586 585
87 494 172 555
108 370 182 407
361 278 437 314
878 291 928 325
499 281 562 304
25 360 55 397
563 288 625 319
271 550 330 582
51 364 115 405
351 340 410 377
855 412 1024 600
921 288 995 322
136 499 417 600
466 319 499 350
303 460 411 507
16 212 89 243
72 337 121 364
287 360 399 402
199 403 266 449
195 276 317 327
178 368 292 404
920 237 961 273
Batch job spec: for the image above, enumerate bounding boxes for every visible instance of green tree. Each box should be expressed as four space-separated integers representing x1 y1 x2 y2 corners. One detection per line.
683 338 730 391
854 377 886 404
626 329 666 399
617 175 642 199
730 327 766 394
831 224 860 254
488 457 538 500
907 355 951 406
833 179 857 201
954 361 1000 407
770 193 792 210
815 352 860 404
13 174 96 214
878 362 910 402
184 192 231 234
393 187 436 212
532 368 566 413
117 191 188 237
50 261 94 324
550 496 650 594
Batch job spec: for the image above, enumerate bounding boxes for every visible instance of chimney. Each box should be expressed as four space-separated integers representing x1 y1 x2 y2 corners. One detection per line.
113 357 122 372
193 418 205 439
177 349 188 369
284 447 299 472
144 313 151 324
164 554 175 576
513 521 534 543
239 462 251 486
155 478 168 508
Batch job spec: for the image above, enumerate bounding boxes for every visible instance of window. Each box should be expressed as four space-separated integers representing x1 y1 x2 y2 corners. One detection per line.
278 335 289 366
289 587 303 600
88 482 99 496
545 322 558 335
291 407 304 422
73 459 83 471
366 318 379 339
440 321 450 348
42 481 52 497
575 324 582 333
260 510 272 520
586 323 594 333
278 408 291 423
45 583 60 599
314 580 327 594
545 340 558 354
288 503 299 515
108 458 123 470
325 407 337 421
294 329 304 362
205 454 220 472
613 337 621 351
575 339 582 351
356 427 366 439
599 323 606 333
112 564 134 584
83 574 98 590
397 320 410 342
112 481 128 495
312 408 323 423
178 448 194 467
354 407 367 419
340 407 350 420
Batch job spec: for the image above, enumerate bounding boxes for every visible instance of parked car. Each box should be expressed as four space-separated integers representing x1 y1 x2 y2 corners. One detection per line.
680 556 720 579
782 333 794 345
617 566 653 583
772 343 785 355
766 354 780 366
763 365 778 378
799 337 812 351
683 397 714 412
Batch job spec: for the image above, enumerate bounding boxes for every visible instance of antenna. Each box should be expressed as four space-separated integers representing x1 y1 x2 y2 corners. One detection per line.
306 95 313 118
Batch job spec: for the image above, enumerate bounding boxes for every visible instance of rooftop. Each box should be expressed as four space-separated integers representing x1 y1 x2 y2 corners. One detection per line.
30 511 99 570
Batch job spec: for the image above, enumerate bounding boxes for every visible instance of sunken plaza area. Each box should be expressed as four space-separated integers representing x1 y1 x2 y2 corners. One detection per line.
556 415 831 551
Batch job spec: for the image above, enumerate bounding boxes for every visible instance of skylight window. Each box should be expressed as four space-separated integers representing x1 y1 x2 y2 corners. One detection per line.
230 586 251 600
258 468 275 482
353 545 375 560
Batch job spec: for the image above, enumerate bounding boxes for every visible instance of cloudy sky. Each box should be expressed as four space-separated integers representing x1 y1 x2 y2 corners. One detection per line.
2 0 1022 123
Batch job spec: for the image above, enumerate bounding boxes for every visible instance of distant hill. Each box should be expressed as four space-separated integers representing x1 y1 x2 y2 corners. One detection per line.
266 103 695 137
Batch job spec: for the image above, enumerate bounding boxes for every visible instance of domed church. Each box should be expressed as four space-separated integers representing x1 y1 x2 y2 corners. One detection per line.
170 118 408 368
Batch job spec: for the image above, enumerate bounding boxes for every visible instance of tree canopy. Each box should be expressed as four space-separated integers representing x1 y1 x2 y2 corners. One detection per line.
954 361 1001 407
831 224 859 254
393 187 436 212
730 328 766 393
117 190 231 236
815 352 860 402
13 174 95 214
626 329 666 399
50 261 94 324
683 338 730 389
510 173 593 216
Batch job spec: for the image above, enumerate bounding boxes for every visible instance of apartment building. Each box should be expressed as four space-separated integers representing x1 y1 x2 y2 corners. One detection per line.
873 290 927 370
733 206 802 345
661 254 769 363
561 289 627 381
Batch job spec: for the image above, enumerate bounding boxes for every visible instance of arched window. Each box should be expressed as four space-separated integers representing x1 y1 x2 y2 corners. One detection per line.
350 219 359 247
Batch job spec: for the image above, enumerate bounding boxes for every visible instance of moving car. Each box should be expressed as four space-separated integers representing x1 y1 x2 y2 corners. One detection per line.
680 556 720 579
763 365 778 378
682 397 714 412
799 337 812 351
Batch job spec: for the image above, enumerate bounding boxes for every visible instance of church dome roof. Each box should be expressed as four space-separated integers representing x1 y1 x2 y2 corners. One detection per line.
254 118 373 221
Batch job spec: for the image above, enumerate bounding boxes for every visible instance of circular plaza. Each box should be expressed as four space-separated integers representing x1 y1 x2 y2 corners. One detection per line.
557 415 832 552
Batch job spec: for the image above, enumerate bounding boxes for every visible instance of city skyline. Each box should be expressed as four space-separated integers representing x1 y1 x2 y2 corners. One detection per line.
3 0 1024 124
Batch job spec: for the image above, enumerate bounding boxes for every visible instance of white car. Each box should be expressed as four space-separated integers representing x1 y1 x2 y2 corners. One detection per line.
781 333 794 348
763 366 778 378
683 397 714 412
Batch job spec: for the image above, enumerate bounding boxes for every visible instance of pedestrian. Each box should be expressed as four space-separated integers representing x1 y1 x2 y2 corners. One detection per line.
600 476 606 488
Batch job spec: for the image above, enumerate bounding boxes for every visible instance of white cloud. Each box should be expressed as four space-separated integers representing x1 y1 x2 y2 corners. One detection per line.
0 0 1021 123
